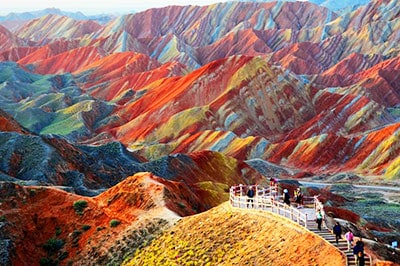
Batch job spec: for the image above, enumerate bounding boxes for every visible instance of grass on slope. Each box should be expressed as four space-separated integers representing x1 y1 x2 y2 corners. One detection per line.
40 100 94 135
123 202 345 266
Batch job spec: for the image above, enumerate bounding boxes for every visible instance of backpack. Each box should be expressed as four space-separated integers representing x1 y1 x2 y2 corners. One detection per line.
247 188 254 197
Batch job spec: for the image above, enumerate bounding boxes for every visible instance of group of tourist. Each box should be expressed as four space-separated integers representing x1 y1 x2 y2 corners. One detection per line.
282 186 304 208
242 180 305 209
236 182 368 266
334 223 366 265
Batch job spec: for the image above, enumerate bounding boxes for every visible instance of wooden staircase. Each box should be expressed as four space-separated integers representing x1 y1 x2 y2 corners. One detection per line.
307 219 371 266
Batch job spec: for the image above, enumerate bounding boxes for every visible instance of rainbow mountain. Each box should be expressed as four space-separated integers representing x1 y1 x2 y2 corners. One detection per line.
0 0 399 185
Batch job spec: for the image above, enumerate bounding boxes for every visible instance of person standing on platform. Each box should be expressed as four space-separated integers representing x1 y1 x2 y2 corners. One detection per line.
283 189 291 206
247 186 255 208
294 187 303 208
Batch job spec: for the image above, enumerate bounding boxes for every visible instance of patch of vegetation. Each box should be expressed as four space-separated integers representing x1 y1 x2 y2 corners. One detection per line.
97 226 105 231
99 218 169 266
39 257 57 266
0 215 6 222
359 192 384 199
73 200 88 215
328 183 355 193
71 230 82 246
81 224 91 231
29 189 36 197
72 230 81 238
345 199 400 230
177 202 186 209
110 219 121 228
39 251 68 266
42 238 64 254
55 227 62 236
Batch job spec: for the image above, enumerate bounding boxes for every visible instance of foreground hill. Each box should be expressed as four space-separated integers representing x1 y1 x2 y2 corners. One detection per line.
123 201 346 266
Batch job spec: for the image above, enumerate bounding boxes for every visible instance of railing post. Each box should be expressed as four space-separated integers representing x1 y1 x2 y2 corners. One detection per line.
305 214 308 228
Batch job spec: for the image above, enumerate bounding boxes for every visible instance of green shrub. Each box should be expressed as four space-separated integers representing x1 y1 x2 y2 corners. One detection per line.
43 238 64 254
81 224 91 231
96 226 105 231
58 251 68 261
39 257 57 266
72 230 81 238
110 219 121 228
73 200 88 215
55 227 62 236
177 202 186 209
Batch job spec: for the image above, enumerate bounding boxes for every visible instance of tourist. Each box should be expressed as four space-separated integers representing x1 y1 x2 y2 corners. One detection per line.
294 187 303 208
315 209 323 230
247 185 255 208
269 177 274 187
356 237 365 249
345 230 354 251
353 239 364 265
333 222 342 245
283 189 290 206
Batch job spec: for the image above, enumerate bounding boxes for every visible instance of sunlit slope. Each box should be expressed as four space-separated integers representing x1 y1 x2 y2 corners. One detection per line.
124 202 345 266
109 56 315 144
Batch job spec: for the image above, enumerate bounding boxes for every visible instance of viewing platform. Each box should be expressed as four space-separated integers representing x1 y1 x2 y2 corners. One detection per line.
229 184 317 228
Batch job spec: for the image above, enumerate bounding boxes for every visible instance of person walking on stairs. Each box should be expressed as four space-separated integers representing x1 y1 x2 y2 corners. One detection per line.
333 222 342 245
315 209 323 230
345 230 354 251
353 239 365 266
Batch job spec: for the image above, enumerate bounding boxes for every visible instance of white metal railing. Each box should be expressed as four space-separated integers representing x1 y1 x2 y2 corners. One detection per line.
310 195 371 266
230 185 309 228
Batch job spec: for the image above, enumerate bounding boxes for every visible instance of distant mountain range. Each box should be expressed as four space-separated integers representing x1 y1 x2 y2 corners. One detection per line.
237 0 371 11
0 8 115 30
0 1 372 31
